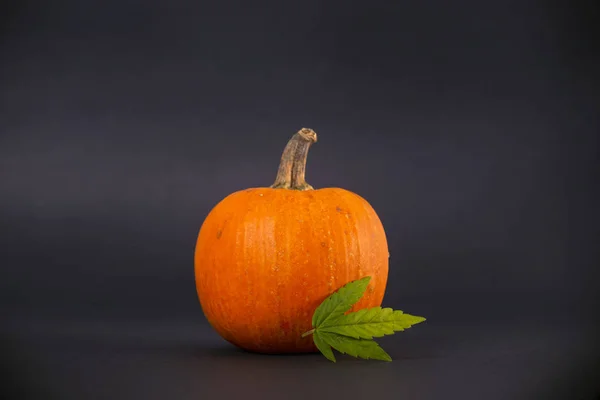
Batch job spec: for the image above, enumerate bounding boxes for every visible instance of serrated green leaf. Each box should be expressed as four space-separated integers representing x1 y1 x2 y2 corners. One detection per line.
319 307 426 339
312 331 336 362
317 331 392 362
302 275 427 363
311 276 371 328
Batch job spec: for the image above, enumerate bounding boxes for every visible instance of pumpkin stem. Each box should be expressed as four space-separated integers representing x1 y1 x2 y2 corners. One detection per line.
270 128 317 191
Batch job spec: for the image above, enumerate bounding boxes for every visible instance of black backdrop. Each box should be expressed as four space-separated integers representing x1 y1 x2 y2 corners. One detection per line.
1 1 599 399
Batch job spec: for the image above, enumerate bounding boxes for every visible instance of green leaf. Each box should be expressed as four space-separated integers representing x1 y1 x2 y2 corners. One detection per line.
302 276 427 363
316 331 392 362
313 331 336 363
319 307 426 340
311 276 371 328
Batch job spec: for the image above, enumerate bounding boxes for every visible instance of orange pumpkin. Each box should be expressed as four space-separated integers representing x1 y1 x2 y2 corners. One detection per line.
194 128 389 353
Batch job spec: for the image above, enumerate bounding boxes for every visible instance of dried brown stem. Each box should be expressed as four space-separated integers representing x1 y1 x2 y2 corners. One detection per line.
270 128 317 191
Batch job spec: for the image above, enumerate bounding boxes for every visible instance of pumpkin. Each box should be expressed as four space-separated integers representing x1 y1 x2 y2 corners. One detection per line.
194 128 389 353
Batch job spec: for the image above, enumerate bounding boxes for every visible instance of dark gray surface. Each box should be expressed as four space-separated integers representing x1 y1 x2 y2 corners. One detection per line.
1 0 599 399
2 316 599 400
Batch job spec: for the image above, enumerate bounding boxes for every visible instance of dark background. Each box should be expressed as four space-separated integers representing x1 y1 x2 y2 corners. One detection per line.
1 0 599 399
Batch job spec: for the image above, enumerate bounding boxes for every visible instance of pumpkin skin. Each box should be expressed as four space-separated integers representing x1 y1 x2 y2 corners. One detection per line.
194 129 389 353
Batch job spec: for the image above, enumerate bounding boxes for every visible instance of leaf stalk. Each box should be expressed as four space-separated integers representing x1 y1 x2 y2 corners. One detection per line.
301 328 315 338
